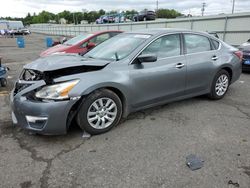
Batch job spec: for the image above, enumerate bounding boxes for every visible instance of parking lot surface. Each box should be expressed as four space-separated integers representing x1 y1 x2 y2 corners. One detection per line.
0 33 250 188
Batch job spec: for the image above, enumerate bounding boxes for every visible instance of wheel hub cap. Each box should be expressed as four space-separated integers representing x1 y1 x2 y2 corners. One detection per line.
215 74 229 96
87 98 117 129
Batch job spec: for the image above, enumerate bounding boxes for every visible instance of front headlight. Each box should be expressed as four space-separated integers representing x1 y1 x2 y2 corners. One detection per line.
35 80 79 100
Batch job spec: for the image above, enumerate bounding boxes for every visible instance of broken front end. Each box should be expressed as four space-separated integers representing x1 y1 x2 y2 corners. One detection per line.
10 55 109 135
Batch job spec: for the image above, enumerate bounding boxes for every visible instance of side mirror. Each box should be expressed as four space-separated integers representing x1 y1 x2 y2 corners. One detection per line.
87 42 96 49
137 54 157 63
247 39 250 43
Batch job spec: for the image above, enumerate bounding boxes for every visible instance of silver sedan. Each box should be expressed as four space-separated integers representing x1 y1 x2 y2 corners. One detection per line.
11 29 242 135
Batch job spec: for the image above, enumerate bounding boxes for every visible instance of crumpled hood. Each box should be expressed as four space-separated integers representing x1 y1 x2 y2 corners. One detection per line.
24 54 111 72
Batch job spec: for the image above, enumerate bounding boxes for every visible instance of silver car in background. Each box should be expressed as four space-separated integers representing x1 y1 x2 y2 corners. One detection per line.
11 29 242 135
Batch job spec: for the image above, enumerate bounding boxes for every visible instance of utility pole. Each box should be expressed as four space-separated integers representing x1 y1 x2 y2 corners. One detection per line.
232 0 235 14
73 12 75 25
156 0 159 18
201 2 206 16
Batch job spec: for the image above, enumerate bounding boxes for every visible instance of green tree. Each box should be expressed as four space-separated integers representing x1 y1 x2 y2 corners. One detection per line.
37 11 55 23
31 15 40 23
23 13 33 25
58 10 73 23
125 10 138 19
84 11 100 23
99 9 106 16
107 10 118 15
156 9 182 18
1 8 182 25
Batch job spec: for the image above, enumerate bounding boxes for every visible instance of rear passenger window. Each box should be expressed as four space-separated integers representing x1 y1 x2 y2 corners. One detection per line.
211 39 220 50
141 34 181 58
184 34 212 54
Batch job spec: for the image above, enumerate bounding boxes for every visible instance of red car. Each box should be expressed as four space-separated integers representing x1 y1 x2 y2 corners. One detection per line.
40 30 123 57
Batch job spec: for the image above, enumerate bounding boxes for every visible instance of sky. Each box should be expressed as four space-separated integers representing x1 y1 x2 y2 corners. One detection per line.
1 0 250 18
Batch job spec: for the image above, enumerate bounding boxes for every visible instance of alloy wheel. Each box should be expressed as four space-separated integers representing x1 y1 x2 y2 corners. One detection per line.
215 74 229 96
87 98 117 129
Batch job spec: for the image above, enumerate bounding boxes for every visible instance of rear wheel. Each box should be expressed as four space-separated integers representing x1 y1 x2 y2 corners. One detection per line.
77 89 122 135
208 69 230 100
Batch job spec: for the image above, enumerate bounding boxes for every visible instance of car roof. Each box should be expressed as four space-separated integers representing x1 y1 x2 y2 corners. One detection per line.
126 28 209 36
91 30 123 35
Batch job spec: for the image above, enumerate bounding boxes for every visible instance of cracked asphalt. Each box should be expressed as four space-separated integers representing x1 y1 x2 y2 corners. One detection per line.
0 33 250 188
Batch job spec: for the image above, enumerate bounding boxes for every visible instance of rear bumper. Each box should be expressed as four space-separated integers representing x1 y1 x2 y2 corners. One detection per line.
138 15 156 21
10 90 78 135
146 15 156 20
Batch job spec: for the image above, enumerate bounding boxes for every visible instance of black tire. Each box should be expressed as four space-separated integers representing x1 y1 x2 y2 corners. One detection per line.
208 69 230 100
77 89 122 135
0 78 7 87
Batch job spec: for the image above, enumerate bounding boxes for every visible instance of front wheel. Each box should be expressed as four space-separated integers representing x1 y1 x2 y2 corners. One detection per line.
0 78 7 87
77 89 122 135
208 70 230 100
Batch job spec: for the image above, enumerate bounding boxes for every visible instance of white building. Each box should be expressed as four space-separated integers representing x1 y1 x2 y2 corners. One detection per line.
59 18 67 24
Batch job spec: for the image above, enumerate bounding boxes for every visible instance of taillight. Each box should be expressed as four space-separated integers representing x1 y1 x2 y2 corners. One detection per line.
234 51 243 61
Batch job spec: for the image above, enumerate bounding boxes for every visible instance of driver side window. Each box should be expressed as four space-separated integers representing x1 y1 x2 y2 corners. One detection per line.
141 34 181 59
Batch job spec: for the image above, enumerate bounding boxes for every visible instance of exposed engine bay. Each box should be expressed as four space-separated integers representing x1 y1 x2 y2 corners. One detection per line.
19 65 107 84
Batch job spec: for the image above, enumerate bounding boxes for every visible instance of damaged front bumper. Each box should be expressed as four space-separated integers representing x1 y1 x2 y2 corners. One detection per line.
10 80 79 135
10 55 110 135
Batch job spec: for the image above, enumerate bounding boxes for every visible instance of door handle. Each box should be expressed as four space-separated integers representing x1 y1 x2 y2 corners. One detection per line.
211 55 218 61
175 63 185 69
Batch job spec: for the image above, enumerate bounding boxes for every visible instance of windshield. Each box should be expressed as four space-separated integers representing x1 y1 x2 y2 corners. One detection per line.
85 33 151 61
64 34 93 46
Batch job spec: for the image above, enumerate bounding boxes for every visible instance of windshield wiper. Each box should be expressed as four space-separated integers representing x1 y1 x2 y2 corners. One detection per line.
85 55 95 59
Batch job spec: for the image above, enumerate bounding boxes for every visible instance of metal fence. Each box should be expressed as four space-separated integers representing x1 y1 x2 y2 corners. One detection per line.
30 12 250 45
